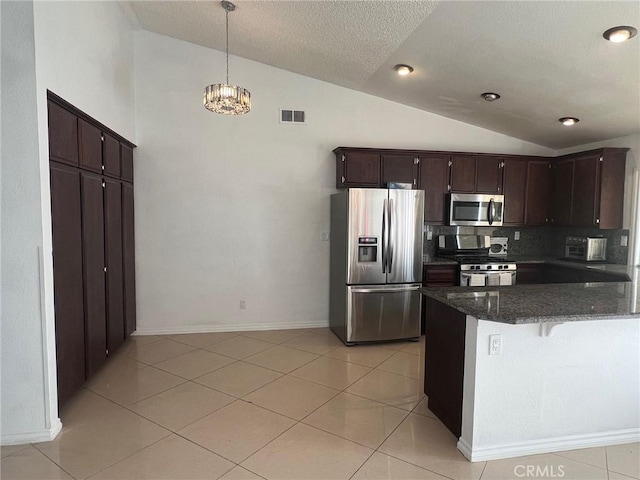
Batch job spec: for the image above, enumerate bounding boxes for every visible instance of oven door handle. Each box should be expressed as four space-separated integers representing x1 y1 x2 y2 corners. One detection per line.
488 198 495 225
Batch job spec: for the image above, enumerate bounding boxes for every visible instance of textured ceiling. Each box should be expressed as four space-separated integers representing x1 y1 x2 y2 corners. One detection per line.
126 0 640 149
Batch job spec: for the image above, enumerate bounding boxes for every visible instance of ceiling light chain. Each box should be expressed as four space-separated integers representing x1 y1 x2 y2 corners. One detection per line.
203 1 251 115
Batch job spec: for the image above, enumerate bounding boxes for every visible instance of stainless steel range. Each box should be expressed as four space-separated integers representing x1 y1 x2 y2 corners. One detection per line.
438 235 517 286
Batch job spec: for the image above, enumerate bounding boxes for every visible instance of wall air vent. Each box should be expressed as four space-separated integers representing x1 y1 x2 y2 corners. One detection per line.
279 109 306 125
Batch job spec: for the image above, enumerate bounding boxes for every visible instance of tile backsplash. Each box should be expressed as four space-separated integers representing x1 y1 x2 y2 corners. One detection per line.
424 225 629 264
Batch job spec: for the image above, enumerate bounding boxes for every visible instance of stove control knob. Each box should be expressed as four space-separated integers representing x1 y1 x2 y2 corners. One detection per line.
498 265 503 269
487 265 492 270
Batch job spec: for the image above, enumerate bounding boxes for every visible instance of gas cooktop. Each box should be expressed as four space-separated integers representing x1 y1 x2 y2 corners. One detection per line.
438 254 514 265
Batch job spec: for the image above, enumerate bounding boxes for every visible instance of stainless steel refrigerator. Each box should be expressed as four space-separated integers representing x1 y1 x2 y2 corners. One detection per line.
330 188 424 345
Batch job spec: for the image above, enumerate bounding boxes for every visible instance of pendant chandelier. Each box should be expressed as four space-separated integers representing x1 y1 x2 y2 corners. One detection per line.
203 1 251 115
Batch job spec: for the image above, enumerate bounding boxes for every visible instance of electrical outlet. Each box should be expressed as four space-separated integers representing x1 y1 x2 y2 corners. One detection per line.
239 300 246 309
427 230 433 240
489 334 502 355
621 235 628 247
321 232 330 242
514 231 520 241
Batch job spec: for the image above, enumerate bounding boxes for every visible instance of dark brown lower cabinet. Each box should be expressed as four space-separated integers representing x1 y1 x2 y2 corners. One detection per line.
105 178 125 353
424 298 466 438
81 172 108 377
52 166 135 406
122 183 137 337
50 163 85 408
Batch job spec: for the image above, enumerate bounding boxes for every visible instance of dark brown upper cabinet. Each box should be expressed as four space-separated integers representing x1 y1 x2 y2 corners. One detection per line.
449 155 476 192
121 144 134 183
381 154 419 188
103 133 121 178
550 148 627 229
48 100 79 166
78 119 103 173
332 146 627 229
524 159 552 226
550 159 574 226
335 149 380 187
476 157 503 194
503 157 552 226
450 156 503 194
419 154 450 224
502 158 528 225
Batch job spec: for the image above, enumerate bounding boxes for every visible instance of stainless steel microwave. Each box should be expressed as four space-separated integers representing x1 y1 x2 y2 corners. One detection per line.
449 193 504 227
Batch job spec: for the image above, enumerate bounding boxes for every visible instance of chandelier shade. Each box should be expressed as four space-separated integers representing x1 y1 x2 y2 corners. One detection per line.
204 1 251 115
204 84 251 114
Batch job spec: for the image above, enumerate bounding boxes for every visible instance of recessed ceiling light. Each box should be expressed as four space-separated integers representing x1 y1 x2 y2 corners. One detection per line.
481 92 501 102
603 26 637 43
559 117 580 126
394 64 414 76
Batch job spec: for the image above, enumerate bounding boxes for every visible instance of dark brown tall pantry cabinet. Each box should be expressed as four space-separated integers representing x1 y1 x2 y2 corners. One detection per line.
48 92 136 408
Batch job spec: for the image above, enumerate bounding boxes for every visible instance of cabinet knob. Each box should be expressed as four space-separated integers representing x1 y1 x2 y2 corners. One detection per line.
341 176 345 184
596 218 600 224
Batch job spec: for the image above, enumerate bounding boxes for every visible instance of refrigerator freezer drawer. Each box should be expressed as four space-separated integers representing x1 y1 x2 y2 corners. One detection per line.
346 284 421 343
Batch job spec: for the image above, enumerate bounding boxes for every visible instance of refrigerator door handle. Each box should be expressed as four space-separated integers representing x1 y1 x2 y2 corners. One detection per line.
350 285 421 293
388 198 394 271
382 198 388 273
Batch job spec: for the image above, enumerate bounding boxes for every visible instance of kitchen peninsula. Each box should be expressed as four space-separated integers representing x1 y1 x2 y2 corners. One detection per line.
421 271 640 463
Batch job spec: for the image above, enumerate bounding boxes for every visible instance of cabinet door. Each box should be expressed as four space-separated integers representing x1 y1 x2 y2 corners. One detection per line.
550 159 574 226
122 183 137 336
502 159 527 225
598 149 627 229
78 119 103 173
525 160 552 225
449 155 475 192
419 155 450 224
81 172 107 377
121 144 134 182
104 178 125 353
48 101 78 166
476 157 503 194
103 134 121 178
50 163 85 408
572 153 600 227
340 151 380 187
381 154 417 188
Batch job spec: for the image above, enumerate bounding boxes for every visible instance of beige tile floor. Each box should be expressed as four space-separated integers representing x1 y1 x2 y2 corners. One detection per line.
1 328 638 480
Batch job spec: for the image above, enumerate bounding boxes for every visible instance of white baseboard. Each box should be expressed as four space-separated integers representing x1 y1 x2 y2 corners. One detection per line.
457 429 640 462
1 418 62 446
132 320 330 336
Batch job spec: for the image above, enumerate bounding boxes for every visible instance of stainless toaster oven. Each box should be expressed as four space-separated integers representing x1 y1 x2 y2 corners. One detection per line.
565 236 607 262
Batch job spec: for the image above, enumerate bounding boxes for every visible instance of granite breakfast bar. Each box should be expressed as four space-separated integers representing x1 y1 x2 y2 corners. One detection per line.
421 272 640 462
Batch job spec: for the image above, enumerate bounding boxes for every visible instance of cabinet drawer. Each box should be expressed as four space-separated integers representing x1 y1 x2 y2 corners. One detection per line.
423 266 457 286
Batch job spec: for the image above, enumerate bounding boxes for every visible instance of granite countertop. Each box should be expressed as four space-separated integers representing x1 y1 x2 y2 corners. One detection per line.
421 273 640 324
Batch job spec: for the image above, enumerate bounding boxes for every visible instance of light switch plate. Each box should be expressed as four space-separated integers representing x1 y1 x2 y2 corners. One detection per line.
514 231 520 241
621 235 628 247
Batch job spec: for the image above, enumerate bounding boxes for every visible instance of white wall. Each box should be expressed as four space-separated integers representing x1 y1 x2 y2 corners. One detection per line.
460 314 640 462
0 0 60 444
134 30 554 334
0 0 135 445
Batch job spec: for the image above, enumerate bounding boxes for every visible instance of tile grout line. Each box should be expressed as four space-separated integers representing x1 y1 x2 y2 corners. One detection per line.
22 444 80 480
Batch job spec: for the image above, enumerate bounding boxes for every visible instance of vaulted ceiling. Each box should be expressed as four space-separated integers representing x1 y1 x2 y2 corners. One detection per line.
125 0 640 149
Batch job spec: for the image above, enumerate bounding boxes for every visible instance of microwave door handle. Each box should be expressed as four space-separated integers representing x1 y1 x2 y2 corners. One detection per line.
488 198 495 225
382 198 387 273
